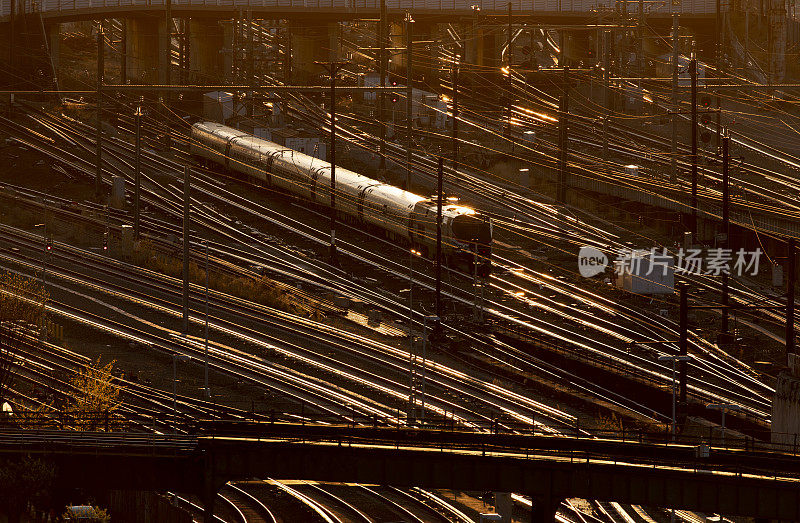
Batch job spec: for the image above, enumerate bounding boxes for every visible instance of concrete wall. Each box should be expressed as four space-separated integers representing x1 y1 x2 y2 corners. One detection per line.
772 370 800 447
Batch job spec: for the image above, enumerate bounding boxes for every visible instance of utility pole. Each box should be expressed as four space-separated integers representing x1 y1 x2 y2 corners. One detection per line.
8 0 14 75
679 281 688 404
405 11 417 423
435 156 443 320
178 18 185 84
721 132 730 336
284 24 292 84
506 2 513 131
744 10 749 68
316 60 349 265
120 19 127 83
788 237 796 361
659 354 690 441
452 61 459 173
638 0 644 89
602 30 610 160
233 11 240 83
186 20 192 82
690 56 698 238
203 239 210 399
558 66 569 203
671 14 679 182
182 166 190 334
619 0 627 71
406 13 414 194
164 0 172 152
472 6 480 74
715 0 722 151
134 106 142 240
96 22 104 198
378 0 387 170
248 10 254 116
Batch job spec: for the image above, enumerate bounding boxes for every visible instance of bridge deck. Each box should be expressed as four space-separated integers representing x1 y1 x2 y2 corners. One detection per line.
0 0 719 21
1 424 800 521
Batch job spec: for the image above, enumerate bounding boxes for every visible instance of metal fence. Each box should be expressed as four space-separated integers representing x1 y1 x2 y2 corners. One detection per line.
5 409 800 460
0 0 722 18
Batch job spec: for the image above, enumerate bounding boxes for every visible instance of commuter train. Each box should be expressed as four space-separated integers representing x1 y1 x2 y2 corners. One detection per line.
190 122 492 276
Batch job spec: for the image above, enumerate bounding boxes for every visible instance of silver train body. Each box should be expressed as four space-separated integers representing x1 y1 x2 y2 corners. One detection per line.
190 121 491 275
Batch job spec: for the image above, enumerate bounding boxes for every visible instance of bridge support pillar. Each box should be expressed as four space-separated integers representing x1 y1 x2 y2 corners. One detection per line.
530 496 560 523
461 23 500 89
389 20 404 76
768 0 787 83
202 480 217 522
202 494 215 522
189 19 224 83
561 30 593 67
124 17 169 84
772 369 800 450
287 20 339 84
46 22 60 72
494 492 513 521
462 24 499 70
388 21 439 86
389 20 438 84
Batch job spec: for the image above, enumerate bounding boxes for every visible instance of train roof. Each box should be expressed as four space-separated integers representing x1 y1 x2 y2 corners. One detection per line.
193 121 480 216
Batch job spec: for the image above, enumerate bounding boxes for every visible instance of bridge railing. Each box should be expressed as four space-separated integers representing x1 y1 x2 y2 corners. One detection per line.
194 412 800 457
2 0 722 17
4 408 792 456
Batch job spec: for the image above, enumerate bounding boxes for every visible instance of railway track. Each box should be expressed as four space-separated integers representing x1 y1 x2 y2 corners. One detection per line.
0 105 778 429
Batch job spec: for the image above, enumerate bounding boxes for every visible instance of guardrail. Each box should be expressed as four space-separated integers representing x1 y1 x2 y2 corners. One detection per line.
4 407 793 455
3 414 800 477
0 0 722 18
0 428 197 448
195 415 800 456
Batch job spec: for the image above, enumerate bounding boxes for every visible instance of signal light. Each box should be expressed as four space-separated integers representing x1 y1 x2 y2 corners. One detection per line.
700 95 712 108
102 233 108 251
45 238 52 251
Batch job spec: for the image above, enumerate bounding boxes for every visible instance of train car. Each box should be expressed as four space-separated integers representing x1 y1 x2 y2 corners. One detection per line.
190 121 492 276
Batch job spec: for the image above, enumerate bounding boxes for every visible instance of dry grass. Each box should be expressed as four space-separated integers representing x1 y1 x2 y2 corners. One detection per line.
133 239 324 318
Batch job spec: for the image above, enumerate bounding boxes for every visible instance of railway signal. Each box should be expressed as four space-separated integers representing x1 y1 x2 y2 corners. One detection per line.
45 238 52 251
102 232 108 251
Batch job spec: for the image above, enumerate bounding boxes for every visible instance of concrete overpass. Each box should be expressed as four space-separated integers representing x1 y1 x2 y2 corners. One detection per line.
2 0 721 21
0 0 723 87
5 423 800 522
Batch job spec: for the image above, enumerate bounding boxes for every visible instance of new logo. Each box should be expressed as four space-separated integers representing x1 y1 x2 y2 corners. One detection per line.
578 246 608 277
